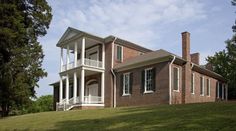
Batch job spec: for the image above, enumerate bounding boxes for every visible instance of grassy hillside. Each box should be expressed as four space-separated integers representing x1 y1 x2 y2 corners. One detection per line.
0 102 236 131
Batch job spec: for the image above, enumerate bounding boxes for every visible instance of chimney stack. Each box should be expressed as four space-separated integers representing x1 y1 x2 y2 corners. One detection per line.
182 32 191 61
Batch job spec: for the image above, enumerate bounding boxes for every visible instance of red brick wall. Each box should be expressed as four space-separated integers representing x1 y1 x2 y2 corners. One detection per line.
171 64 183 104
114 43 143 66
116 62 170 107
185 71 217 103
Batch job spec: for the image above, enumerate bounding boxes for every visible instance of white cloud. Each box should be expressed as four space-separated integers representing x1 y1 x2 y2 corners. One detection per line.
48 0 207 47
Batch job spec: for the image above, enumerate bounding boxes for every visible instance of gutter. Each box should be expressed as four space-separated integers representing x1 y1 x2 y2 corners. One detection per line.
169 55 176 105
111 69 117 108
111 37 117 108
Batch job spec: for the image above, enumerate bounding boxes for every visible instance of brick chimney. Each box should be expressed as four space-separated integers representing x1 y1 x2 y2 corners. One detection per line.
181 31 191 104
190 53 200 65
182 32 191 61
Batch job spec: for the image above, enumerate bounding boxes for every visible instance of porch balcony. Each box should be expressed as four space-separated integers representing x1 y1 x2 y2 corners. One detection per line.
62 58 103 72
56 96 103 111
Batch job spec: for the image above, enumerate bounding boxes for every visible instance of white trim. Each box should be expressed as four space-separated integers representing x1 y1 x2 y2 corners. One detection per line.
144 90 154 94
80 68 85 103
60 48 63 72
66 45 70 70
169 56 175 105
123 72 130 96
74 42 78 68
86 79 98 86
191 73 195 94
144 68 153 93
66 74 69 103
173 67 180 92
200 76 204 96
59 76 63 103
73 72 77 104
81 37 85 65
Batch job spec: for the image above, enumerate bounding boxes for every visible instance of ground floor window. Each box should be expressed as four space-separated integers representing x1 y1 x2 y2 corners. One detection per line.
200 76 204 96
123 73 130 95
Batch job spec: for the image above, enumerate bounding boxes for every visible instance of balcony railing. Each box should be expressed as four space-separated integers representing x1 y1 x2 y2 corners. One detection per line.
61 58 103 72
56 96 102 111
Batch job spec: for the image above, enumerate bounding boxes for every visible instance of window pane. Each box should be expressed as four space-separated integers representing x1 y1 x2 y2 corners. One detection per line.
123 74 130 95
145 69 153 91
191 73 194 93
117 46 122 61
173 68 178 90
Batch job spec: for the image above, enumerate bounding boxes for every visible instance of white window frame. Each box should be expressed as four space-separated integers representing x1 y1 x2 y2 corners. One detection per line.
123 73 130 96
116 45 123 62
173 67 180 92
191 73 195 94
207 78 210 97
144 68 154 93
200 76 205 96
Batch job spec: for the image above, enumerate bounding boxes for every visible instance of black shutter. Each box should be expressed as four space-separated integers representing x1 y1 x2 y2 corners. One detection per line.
129 73 133 94
120 74 123 96
152 68 156 92
141 70 145 94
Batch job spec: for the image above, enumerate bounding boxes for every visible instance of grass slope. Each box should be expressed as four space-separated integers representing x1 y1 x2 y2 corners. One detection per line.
0 102 236 131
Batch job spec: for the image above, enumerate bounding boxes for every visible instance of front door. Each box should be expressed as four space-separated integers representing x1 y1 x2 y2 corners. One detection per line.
85 83 98 103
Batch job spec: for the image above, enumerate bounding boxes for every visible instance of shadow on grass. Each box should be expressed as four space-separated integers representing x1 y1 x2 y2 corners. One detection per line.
54 103 236 131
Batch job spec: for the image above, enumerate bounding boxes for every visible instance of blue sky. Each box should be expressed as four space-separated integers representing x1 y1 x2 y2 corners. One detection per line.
36 0 235 97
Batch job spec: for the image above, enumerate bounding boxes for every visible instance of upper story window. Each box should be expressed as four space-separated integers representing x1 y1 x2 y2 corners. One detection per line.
206 78 210 96
200 76 204 96
173 67 179 91
191 73 195 94
116 45 123 62
144 68 155 93
123 73 130 95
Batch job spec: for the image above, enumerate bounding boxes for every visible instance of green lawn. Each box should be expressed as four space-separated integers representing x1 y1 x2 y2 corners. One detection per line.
0 102 236 131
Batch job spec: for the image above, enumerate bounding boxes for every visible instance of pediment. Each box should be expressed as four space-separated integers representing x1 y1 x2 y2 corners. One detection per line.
57 27 82 45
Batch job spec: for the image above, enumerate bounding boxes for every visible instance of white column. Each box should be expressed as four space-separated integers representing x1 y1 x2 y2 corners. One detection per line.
101 72 105 103
80 68 85 103
66 45 70 70
60 48 64 72
74 42 77 67
59 76 63 103
222 84 224 100
73 72 77 104
66 74 69 103
81 37 85 65
102 43 105 69
217 82 220 99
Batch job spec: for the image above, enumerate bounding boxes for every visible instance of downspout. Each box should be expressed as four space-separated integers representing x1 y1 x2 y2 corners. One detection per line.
111 69 117 108
169 55 176 105
111 37 117 108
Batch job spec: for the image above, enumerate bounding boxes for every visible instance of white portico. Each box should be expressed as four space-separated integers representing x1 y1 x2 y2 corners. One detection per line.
56 28 105 111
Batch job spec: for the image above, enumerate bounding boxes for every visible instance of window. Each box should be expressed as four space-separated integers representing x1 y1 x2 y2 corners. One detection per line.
191 73 195 94
200 76 204 96
116 45 123 61
173 67 179 91
123 73 130 95
207 78 210 96
144 68 154 93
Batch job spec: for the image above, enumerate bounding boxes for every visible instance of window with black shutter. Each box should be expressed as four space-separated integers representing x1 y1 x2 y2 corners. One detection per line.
122 73 130 96
144 68 154 93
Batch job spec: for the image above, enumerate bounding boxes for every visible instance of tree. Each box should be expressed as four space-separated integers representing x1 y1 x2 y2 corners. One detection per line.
0 0 52 117
207 37 236 99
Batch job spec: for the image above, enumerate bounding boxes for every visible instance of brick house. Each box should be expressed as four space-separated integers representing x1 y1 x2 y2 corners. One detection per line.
50 27 228 111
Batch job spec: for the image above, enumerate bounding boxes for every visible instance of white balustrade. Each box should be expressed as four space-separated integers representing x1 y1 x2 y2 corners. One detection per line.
61 59 103 72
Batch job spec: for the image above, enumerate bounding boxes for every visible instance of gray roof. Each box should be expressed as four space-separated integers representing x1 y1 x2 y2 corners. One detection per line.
114 49 185 70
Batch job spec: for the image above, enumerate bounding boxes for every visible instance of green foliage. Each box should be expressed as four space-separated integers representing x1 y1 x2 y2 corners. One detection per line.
0 0 52 117
207 36 236 99
9 95 53 115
